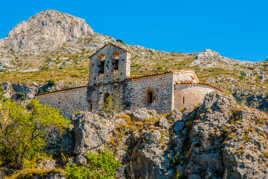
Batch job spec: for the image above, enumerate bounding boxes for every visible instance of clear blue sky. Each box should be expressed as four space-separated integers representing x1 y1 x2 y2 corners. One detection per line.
0 0 267 62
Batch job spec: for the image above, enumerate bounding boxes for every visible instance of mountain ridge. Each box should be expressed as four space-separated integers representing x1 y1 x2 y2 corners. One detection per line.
0 10 94 56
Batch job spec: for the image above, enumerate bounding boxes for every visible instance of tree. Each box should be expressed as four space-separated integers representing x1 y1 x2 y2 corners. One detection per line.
0 99 70 169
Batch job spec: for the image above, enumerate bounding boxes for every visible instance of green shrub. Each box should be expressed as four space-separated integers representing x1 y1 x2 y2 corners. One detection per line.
65 164 92 179
0 87 4 97
65 150 121 179
39 65 49 71
45 57 52 64
102 91 120 113
15 92 26 100
86 150 121 177
116 39 124 44
47 80 55 86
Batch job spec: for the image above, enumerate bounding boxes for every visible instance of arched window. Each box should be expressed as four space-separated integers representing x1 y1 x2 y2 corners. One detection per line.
98 53 105 75
146 88 154 105
112 52 119 70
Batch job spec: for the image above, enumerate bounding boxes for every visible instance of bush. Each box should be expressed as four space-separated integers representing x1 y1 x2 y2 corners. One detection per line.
102 91 120 113
0 87 4 97
116 39 124 44
39 65 49 71
65 150 121 179
47 80 55 86
65 164 91 179
15 92 26 100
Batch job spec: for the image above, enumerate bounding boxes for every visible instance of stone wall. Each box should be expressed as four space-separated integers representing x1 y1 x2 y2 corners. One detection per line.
87 71 203 114
87 82 128 111
89 43 131 86
127 73 174 113
174 84 217 110
36 87 88 119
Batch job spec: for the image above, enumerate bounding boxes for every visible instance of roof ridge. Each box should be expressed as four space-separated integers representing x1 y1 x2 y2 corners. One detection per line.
89 42 128 59
36 86 87 96
175 82 224 92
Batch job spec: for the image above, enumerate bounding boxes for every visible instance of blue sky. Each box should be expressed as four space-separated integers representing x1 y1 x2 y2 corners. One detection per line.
0 0 267 62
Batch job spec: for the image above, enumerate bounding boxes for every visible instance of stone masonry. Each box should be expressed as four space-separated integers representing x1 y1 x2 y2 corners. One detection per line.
36 86 88 119
36 43 222 118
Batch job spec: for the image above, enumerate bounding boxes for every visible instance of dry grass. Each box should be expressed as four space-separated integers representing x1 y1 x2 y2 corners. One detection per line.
4 168 66 179
0 67 89 85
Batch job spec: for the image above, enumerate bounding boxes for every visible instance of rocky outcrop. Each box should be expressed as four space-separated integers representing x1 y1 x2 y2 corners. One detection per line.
0 10 94 56
73 112 116 164
72 92 268 178
1 81 39 100
190 49 234 68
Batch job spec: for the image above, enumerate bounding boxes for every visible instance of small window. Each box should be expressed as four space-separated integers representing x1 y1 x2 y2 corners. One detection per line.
183 96 185 104
146 88 154 104
112 52 119 70
88 100 92 111
113 60 119 70
98 54 105 75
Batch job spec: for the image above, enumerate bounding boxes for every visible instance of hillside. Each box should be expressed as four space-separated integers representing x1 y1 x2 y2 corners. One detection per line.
0 10 267 179
0 9 267 114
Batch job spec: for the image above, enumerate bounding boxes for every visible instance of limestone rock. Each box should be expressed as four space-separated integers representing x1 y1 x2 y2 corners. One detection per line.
123 92 268 178
130 108 157 121
191 49 233 68
36 159 56 170
12 83 39 99
0 10 94 56
73 112 115 164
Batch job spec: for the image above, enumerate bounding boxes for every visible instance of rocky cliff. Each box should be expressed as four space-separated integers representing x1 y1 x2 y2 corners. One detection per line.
71 92 267 178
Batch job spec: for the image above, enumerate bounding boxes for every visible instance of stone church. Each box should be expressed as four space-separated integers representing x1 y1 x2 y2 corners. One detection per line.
36 43 222 118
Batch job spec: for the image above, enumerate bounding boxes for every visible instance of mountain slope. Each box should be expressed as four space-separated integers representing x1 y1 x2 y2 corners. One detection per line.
0 10 93 56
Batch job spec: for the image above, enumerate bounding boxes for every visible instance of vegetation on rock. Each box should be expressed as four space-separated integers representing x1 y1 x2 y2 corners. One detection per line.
65 150 121 179
0 99 70 169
